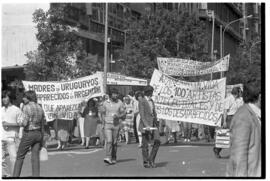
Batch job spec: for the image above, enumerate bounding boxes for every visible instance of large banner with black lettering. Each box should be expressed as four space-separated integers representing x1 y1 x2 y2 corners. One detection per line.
22 72 104 122
157 54 230 76
150 69 226 126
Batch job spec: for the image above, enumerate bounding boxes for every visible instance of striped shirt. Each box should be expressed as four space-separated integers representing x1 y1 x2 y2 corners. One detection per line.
22 102 45 131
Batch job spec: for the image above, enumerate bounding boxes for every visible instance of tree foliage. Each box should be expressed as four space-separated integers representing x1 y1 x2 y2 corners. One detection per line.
227 35 261 85
25 4 101 81
118 7 210 79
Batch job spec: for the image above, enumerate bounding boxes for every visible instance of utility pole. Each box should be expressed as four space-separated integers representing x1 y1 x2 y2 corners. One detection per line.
103 3 108 93
243 3 247 41
210 10 215 80
220 25 223 78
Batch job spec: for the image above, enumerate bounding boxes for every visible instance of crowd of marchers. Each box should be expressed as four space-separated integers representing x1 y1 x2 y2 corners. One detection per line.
2 79 261 177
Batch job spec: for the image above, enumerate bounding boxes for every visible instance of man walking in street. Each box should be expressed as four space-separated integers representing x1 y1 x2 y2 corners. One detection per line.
100 88 126 165
227 81 261 177
13 90 45 177
2 90 22 177
213 87 243 158
136 86 160 168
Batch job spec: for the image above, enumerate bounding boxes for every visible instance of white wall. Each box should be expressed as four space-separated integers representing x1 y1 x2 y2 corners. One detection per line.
1 3 49 67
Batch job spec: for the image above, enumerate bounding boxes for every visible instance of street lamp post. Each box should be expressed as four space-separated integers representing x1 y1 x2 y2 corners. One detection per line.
103 3 108 93
222 15 253 56
249 41 261 64
206 10 215 80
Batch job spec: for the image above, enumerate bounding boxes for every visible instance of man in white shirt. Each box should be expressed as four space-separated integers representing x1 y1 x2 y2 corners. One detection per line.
223 87 244 128
128 91 142 147
213 87 243 158
2 90 22 177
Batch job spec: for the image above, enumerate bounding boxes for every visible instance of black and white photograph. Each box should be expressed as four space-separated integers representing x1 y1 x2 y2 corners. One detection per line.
1 1 265 179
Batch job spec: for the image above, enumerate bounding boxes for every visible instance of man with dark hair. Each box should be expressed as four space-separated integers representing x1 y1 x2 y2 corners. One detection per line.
227 81 261 177
100 88 126 165
2 90 22 177
13 90 45 177
137 86 161 168
128 91 139 144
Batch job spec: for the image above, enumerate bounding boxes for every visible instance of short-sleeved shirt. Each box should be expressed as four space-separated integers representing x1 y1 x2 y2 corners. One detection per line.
124 102 134 122
101 99 125 124
224 94 244 116
2 105 22 140
22 102 45 131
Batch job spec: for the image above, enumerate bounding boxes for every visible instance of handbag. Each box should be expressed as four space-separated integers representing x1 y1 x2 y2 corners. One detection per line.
40 147 48 161
215 128 230 149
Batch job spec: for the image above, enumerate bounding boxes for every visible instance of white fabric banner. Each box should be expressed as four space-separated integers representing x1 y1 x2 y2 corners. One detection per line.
22 72 104 122
150 69 226 126
107 72 147 86
157 54 230 76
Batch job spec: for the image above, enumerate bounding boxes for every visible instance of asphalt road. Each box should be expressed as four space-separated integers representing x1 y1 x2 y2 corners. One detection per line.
17 139 230 178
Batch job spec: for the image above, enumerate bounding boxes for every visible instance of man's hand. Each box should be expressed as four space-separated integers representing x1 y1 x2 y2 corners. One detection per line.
2 121 9 131
222 122 227 129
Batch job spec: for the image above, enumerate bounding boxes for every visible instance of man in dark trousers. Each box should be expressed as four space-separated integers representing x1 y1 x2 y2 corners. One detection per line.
128 91 139 143
136 86 160 168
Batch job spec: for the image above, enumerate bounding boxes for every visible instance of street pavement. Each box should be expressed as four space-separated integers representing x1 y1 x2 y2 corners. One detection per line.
17 137 230 178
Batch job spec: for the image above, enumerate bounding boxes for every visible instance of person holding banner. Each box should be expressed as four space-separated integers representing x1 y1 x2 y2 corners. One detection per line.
164 120 180 144
78 100 87 146
183 122 192 143
100 88 126 165
2 90 22 177
83 98 99 149
13 90 45 177
136 86 160 168
122 96 135 144
213 87 243 158
227 81 261 177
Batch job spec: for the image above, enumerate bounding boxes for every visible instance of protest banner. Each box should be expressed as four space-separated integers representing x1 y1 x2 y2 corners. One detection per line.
23 72 104 122
107 72 147 86
150 69 226 126
157 54 230 76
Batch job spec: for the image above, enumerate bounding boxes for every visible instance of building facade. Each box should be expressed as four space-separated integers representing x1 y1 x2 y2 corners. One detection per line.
54 3 152 73
61 3 262 68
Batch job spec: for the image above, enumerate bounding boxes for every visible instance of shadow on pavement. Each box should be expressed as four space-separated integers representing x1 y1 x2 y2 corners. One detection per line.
220 155 230 159
156 162 169 168
117 158 136 163
47 145 101 152
160 142 215 147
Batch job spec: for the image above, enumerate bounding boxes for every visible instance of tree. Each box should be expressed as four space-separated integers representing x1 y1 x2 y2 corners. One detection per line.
24 3 101 81
226 35 261 85
118 7 210 79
